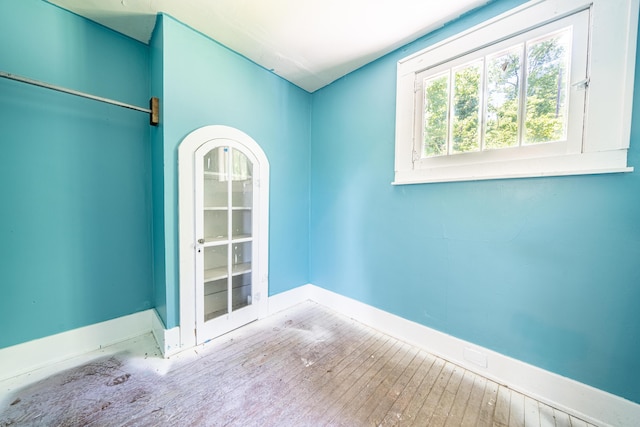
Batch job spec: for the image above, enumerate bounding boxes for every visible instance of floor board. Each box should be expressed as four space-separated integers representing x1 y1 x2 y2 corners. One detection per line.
0 302 598 426
460 374 488 427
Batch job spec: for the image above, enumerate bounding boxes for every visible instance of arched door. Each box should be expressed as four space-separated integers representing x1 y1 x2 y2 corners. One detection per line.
179 126 269 347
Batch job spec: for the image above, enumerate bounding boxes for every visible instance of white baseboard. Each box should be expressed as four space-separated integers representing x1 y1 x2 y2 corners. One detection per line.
149 285 313 359
267 284 315 315
151 310 182 357
303 284 640 427
0 309 156 383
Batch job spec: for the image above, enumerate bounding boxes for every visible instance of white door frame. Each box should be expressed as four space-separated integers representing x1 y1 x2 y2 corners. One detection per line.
178 125 269 350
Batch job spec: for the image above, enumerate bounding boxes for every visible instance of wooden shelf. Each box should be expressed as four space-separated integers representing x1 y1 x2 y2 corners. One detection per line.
203 206 251 211
204 171 252 181
203 236 227 245
204 171 225 179
203 234 252 246
204 263 252 283
204 301 250 322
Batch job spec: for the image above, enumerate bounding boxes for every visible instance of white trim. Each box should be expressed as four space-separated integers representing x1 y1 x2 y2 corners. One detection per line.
267 284 315 315
151 309 181 357
0 309 156 382
178 125 270 349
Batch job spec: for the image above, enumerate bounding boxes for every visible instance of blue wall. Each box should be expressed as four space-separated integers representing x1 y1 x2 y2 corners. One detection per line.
0 0 153 347
2 0 637 407
151 15 311 327
310 0 640 404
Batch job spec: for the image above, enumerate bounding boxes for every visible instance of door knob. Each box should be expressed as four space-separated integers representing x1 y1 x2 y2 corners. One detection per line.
197 238 205 244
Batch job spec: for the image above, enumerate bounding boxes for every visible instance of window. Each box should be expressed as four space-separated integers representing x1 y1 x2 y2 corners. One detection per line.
394 0 639 184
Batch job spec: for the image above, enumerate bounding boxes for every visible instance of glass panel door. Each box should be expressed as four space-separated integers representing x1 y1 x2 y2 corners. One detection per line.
230 148 253 313
196 143 257 338
202 147 229 321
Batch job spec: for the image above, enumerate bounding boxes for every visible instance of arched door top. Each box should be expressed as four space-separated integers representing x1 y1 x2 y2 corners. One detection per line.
179 126 269 170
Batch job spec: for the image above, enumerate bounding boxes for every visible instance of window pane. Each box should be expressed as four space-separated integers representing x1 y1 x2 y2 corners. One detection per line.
485 45 522 150
524 29 571 145
452 61 483 154
423 72 450 157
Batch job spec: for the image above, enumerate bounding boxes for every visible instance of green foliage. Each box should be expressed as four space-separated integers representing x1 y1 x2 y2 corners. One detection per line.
423 74 449 157
485 49 521 149
422 31 570 157
452 64 481 153
525 38 568 143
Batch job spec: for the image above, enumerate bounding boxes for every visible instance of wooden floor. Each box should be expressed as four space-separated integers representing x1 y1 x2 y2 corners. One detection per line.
0 302 597 426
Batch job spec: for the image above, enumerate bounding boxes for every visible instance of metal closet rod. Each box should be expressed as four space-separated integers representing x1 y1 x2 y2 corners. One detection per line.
0 70 159 126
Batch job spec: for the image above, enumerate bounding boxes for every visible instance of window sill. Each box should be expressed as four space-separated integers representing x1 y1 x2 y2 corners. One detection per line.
392 150 633 185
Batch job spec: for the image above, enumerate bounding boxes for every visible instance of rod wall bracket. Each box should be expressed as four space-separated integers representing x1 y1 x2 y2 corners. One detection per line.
150 97 160 126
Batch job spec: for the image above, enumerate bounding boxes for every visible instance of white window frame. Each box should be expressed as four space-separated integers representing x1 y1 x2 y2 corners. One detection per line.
394 0 639 184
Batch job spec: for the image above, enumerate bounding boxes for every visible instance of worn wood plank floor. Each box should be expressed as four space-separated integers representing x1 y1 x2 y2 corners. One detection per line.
0 302 598 427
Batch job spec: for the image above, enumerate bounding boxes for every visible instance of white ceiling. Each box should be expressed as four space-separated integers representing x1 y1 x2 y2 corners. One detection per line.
46 0 489 92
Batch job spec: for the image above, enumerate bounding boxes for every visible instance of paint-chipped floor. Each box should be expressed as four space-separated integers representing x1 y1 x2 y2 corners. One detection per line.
0 302 598 426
